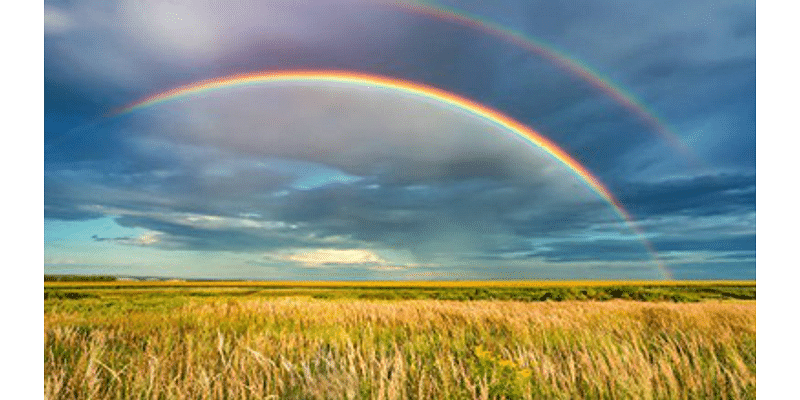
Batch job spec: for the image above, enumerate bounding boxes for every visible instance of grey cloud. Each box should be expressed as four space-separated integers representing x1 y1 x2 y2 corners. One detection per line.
44 0 756 279
44 0 415 99
112 215 309 252
618 173 755 218
117 84 596 191
653 235 755 253
91 234 129 242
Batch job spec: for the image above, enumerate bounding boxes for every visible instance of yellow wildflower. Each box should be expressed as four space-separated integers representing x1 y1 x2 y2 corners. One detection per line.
498 359 515 368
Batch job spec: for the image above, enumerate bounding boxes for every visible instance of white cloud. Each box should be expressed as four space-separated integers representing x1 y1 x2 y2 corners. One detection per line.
262 248 429 269
367 265 413 271
126 83 598 200
44 257 78 265
283 249 387 266
80 205 297 231
44 6 75 34
132 232 161 246
45 0 415 89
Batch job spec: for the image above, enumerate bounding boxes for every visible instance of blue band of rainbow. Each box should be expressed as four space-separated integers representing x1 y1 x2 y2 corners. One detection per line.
113 70 669 279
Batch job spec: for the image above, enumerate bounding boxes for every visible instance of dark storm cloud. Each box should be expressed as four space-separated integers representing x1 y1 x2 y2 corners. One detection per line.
617 173 755 217
534 241 653 263
45 197 105 221
91 234 131 242
44 164 607 259
45 134 755 269
266 178 621 261
46 0 755 150
45 0 756 182
44 0 755 279
43 151 301 223
707 251 755 261
468 240 650 263
729 10 756 39
462 0 756 177
43 0 422 169
112 215 293 252
45 173 109 221
273 181 505 244
103 83 596 193
507 234 756 264
654 235 755 253
661 262 753 281
274 179 580 229
44 1 417 99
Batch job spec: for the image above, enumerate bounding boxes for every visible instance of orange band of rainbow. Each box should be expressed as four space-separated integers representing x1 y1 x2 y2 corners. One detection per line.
113 70 669 279
387 1 700 167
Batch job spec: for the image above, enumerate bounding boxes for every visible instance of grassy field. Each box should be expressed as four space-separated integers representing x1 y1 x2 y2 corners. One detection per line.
44 282 755 399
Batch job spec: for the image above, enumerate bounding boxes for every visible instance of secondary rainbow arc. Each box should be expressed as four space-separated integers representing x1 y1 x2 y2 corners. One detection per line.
114 70 670 279
387 1 699 166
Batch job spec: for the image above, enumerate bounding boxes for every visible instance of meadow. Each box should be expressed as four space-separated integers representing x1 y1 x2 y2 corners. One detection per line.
44 281 755 399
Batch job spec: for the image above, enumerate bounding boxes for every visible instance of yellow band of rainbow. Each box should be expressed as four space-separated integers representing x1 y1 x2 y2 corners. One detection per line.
389 1 700 167
113 70 669 279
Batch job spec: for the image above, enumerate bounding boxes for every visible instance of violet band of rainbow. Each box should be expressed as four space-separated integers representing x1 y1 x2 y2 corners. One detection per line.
112 70 670 279
387 1 699 167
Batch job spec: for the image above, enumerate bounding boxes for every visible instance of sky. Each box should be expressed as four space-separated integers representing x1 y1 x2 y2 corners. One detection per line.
43 0 756 280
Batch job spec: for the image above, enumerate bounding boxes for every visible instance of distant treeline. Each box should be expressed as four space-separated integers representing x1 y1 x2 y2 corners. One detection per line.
45 275 118 282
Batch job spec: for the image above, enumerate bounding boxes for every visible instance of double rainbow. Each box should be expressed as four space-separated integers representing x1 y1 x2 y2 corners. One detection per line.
114 70 669 279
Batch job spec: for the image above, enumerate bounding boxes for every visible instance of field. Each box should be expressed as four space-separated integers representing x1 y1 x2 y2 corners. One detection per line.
44 281 755 399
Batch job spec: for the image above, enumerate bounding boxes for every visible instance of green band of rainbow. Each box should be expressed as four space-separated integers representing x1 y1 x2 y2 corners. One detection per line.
113 70 670 279
389 1 699 166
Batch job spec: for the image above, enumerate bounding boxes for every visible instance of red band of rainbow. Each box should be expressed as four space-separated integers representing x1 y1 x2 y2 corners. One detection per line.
387 1 700 167
113 70 670 279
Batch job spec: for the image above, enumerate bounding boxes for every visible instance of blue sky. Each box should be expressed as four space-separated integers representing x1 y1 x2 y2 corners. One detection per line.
43 0 756 280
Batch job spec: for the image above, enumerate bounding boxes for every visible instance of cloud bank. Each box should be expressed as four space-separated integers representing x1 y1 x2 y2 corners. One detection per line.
44 0 755 279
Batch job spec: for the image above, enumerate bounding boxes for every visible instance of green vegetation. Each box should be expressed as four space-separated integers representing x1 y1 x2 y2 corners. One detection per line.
313 284 756 302
45 282 755 304
45 283 755 399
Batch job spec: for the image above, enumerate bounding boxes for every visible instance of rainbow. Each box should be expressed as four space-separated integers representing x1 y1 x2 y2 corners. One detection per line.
114 70 670 279
385 1 699 166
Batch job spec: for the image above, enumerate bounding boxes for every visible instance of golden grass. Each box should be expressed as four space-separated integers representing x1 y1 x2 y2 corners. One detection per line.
45 296 755 399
